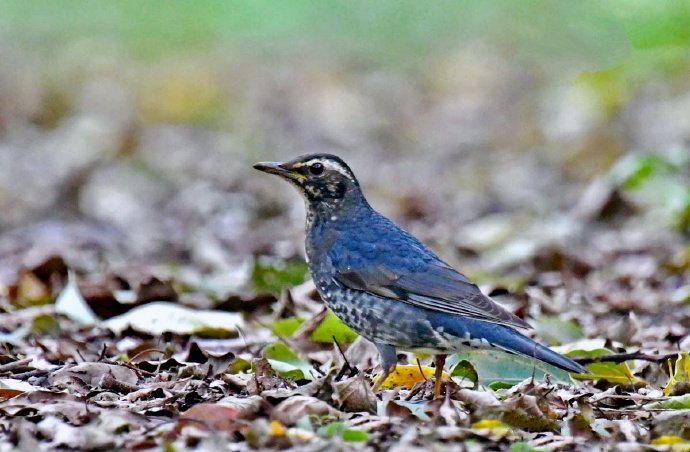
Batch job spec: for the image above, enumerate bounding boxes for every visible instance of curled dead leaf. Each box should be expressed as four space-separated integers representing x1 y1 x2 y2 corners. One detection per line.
333 373 376 413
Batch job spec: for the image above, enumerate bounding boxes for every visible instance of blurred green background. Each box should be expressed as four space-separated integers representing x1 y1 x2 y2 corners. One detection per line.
0 1 688 289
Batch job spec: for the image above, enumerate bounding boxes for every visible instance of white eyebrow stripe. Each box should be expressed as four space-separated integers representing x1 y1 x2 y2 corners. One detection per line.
305 159 354 181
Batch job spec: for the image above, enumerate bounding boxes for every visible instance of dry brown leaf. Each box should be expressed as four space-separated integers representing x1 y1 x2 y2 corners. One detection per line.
333 373 376 413
271 395 341 426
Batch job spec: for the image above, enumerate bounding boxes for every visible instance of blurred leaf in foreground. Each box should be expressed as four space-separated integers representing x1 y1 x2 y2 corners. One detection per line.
319 422 368 442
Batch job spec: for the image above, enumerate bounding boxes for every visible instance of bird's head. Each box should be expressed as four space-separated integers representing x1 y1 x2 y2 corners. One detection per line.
253 154 363 209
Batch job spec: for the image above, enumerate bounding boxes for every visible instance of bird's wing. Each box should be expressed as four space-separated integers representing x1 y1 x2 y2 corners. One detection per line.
328 230 530 330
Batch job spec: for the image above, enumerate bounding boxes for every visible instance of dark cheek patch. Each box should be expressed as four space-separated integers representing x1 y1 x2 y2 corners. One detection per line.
324 179 347 198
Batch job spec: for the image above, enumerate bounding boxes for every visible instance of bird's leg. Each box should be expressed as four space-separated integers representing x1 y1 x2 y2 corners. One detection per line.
434 354 447 398
372 343 397 392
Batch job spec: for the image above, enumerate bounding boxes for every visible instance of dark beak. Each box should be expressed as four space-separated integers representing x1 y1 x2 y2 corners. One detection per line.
253 161 289 176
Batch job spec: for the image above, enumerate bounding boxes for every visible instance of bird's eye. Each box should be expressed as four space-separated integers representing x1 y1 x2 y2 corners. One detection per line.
309 162 324 175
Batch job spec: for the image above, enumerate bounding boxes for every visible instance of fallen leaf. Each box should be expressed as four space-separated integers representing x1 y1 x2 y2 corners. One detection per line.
319 422 369 442
664 352 690 396
55 273 99 325
376 364 450 390
446 349 572 387
104 301 243 337
262 342 319 381
645 394 690 410
272 395 341 425
333 373 376 413
309 311 358 343
49 362 138 388
175 403 243 433
269 419 286 436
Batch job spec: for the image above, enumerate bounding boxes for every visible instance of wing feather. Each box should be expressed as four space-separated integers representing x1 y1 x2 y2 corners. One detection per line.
329 235 530 329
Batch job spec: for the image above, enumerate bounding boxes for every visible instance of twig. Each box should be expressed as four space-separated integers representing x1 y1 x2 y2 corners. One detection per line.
98 343 108 362
0 357 32 373
416 358 427 382
98 370 138 394
10 369 48 380
333 336 357 380
573 351 680 365
127 348 164 364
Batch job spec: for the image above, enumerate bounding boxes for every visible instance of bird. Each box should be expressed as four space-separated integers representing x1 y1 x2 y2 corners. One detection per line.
253 153 586 397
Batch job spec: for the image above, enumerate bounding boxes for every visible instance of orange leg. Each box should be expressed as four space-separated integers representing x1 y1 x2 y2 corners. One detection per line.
434 354 447 398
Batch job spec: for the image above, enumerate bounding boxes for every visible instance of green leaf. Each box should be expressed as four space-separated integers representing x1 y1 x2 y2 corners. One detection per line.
554 338 613 357
607 150 690 232
645 394 690 410
446 349 572 388
270 317 305 337
320 422 346 437
310 311 358 343
450 360 478 388
262 342 318 381
511 441 545 452
251 257 308 294
532 316 584 346
488 381 516 391
319 422 368 442
341 429 369 442
554 339 646 384
609 153 677 190
663 352 690 396
229 357 252 374
575 362 645 385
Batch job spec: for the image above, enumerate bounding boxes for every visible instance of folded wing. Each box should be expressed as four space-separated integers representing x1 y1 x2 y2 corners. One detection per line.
329 234 530 330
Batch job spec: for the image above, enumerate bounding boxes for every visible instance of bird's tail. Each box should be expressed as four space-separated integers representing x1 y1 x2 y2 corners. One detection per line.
488 325 587 374
433 314 587 374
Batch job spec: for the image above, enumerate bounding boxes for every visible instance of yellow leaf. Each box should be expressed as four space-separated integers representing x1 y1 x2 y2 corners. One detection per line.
470 419 511 439
376 364 450 389
471 419 507 429
664 352 690 396
269 420 286 437
573 362 646 385
651 436 690 451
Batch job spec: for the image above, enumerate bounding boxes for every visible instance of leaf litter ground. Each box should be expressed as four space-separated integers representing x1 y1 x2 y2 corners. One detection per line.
0 191 689 451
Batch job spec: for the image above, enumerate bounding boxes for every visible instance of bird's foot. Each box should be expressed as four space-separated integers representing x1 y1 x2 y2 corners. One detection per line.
371 363 397 393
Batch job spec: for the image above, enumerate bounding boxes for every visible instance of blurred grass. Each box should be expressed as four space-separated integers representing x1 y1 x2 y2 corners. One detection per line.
0 1 631 63
1 1 688 80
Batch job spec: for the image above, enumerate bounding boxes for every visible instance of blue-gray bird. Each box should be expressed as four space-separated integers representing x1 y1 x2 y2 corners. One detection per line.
254 154 586 396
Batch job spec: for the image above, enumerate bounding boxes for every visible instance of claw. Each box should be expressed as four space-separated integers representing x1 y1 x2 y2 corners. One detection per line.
372 363 397 392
